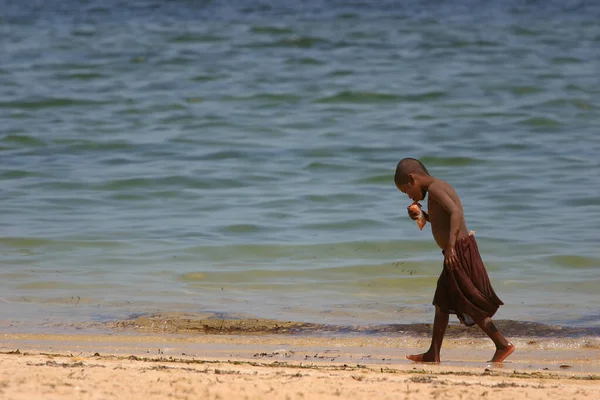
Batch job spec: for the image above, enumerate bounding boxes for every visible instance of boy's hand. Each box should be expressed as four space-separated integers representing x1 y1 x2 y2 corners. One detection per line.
444 246 459 270
407 204 421 220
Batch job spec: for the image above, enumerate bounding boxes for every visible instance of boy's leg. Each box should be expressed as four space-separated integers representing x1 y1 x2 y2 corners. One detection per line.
476 318 515 362
406 305 448 363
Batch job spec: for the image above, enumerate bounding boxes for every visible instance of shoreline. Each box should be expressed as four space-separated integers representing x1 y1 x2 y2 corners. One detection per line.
2 312 600 399
2 312 600 365
4 311 600 338
2 316 600 399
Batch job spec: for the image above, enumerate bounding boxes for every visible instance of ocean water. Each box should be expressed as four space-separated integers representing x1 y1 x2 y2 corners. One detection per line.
1 0 599 334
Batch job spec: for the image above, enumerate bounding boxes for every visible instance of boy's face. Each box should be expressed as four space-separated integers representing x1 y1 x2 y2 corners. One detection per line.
396 174 425 202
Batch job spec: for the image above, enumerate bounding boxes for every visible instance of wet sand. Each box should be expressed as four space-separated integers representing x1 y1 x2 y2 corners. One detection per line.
2 327 600 400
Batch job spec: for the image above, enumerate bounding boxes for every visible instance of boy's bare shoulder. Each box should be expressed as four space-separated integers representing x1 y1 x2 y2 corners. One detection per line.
428 178 463 210
429 178 457 194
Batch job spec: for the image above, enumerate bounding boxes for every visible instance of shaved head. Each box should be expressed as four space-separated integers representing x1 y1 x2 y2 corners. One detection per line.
394 158 429 185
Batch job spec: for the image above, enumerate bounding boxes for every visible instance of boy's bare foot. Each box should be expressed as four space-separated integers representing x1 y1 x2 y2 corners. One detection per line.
489 343 515 363
406 352 440 363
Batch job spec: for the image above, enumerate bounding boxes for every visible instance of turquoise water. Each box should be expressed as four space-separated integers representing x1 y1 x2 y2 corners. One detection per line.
1 0 600 332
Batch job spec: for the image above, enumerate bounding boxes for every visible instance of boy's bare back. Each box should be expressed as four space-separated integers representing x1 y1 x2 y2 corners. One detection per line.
426 179 469 250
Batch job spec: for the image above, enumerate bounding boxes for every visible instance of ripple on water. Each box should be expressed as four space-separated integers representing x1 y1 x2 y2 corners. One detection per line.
168 34 227 43
250 26 294 35
518 117 562 127
0 98 110 109
418 156 486 168
1 134 46 147
257 36 328 48
315 91 446 104
546 255 599 269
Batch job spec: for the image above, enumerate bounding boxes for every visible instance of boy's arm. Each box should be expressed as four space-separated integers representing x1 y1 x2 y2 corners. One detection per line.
428 184 463 269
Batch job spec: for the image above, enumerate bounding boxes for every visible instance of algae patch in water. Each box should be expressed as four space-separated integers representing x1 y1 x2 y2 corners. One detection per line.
108 312 600 338
111 312 312 334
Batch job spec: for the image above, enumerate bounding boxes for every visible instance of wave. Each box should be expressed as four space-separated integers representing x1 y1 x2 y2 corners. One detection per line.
519 117 562 126
58 72 105 80
95 175 241 191
418 156 486 167
220 93 302 103
0 237 126 249
250 26 294 35
1 134 46 147
250 36 328 48
315 91 446 104
168 34 226 43
546 255 599 269
0 98 110 109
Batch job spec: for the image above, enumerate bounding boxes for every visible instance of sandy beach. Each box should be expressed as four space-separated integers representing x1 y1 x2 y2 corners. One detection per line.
2 329 599 400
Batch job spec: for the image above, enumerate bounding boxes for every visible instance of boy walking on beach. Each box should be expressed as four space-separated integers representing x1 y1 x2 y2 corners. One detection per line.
394 158 515 363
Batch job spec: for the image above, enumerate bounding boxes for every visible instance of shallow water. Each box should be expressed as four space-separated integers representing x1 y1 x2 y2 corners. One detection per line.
1 0 600 333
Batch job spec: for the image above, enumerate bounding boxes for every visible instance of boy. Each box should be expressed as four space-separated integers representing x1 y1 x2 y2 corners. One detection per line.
394 158 514 363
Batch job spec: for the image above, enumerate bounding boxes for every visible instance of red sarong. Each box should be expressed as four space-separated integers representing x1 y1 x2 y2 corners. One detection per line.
433 234 504 326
